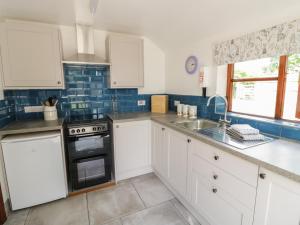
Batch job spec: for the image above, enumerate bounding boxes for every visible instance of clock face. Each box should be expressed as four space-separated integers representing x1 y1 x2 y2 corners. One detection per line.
185 56 198 74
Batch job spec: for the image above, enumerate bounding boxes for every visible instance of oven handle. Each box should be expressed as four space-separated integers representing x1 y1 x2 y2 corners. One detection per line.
68 133 110 138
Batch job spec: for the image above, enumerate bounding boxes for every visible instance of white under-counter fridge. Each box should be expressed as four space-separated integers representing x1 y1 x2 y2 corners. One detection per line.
1 131 67 210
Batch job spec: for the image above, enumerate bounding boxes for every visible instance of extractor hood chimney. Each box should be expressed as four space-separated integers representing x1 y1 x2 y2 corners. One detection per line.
62 24 110 65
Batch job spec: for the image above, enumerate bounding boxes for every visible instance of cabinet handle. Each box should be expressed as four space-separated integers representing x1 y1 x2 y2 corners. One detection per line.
187 139 191 143
162 127 165 131
213 174 218 180
116 125 119 128
259 173 266 179
212 188 218 193
113 81 117 85
57 81 61 84
214 155 219 161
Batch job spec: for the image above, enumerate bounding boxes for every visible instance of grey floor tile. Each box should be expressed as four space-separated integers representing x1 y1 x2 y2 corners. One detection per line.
4 209 29 225
121 202 188 225
102 220 122 225
170 199 200 225
87 183 145 225
132 173 174 207
25 194 89 225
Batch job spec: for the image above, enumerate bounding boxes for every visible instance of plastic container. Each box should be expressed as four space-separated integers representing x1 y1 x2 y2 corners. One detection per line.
44 106 58 121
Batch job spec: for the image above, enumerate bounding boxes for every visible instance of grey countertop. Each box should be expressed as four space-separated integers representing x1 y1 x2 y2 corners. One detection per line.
109 112 300 183
108 112 164 123
0 119 64 136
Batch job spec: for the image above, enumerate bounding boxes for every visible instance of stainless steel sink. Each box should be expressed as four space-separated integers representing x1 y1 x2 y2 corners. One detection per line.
198 127 275 149
172 119 218 131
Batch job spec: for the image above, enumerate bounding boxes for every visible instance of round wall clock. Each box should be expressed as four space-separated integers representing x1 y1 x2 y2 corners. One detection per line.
185 56 198 74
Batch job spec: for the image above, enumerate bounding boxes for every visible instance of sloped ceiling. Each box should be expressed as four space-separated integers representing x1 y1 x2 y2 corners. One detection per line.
1 0 300 50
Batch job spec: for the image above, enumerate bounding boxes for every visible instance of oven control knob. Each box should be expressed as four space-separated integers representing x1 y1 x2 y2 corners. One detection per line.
98 127 101 130
71 129 75 134
81 128 85 133
76 129 81 133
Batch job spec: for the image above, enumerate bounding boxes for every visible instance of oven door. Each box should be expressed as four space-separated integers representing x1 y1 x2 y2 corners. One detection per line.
71 155 111 190
67 132 110 159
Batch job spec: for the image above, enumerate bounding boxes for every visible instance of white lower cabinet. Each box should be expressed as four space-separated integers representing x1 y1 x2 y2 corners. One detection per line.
151 121 300 225
188 138 254 225
253 168 300 225
151 121 257 225
151 122 169 179
113 120 151 181
152 122 189 198
168 129 188 197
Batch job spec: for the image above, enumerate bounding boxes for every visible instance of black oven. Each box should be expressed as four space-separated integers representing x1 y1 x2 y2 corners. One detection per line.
65 119 112 192
70 155 111 190
67 132 111 159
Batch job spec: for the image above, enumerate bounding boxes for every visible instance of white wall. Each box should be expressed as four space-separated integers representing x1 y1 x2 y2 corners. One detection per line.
165 37 218 97
59 25 165 94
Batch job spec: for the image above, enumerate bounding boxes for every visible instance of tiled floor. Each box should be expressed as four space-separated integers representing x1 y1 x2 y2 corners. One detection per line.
4 173 200 225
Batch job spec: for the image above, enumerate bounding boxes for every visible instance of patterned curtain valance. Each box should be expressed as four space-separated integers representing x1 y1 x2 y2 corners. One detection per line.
213 19 300 65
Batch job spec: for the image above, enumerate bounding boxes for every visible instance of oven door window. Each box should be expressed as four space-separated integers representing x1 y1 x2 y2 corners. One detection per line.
68 134 110 158
77 157 105 183
75 136 103 152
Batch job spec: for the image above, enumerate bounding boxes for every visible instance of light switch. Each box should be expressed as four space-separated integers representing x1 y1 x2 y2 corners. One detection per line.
137 100 146 106
24 106 44 113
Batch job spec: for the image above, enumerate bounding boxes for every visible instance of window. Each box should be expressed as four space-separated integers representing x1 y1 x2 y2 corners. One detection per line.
227 55 300 121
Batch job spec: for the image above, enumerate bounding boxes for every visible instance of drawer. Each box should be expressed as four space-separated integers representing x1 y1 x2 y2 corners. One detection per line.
189 137 258 187
190 151 256 210
190 169 253 225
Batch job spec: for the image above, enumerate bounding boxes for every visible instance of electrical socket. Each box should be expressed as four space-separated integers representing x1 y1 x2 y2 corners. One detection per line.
137 100 146 106
24 106 44 113
174 100 180 106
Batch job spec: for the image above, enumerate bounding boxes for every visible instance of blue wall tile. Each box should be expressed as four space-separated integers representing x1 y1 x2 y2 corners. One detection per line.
3 64 152 123
168 94 300 141
0 100 15 128
281 127 300 141
2 64 300 142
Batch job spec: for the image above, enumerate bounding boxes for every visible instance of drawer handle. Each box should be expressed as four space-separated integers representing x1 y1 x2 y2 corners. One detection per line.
213 174 218 180
162 127 165 131
214 155 219 161
259 173 266 179
57 81 61 84
116 125 119 128
212 188 218 193
187 139 191 143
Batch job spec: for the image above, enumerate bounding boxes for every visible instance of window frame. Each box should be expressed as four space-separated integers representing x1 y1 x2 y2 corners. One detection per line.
226 56 290 120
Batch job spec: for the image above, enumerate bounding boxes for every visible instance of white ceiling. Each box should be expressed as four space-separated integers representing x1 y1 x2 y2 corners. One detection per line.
1 0 300 49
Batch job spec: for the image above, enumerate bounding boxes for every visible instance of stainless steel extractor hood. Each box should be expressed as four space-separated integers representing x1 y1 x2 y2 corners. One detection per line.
62 24 110 65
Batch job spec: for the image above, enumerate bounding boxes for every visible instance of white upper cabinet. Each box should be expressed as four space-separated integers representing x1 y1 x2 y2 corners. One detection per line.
108 35 144 88
0 20 64 89
253 168 300 225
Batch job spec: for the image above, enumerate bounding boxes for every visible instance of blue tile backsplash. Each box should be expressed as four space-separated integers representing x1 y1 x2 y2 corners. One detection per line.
0 99 15 128
1 63 300 142
168 94 300 141
4 64 151 121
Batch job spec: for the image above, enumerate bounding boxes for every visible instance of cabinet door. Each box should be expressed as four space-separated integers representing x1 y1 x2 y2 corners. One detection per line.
114 120 151 181
151 122 169 179
0 21 64 89
188 139 253 225
108 35 144 88
168 129 188 197
253 168 300 225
